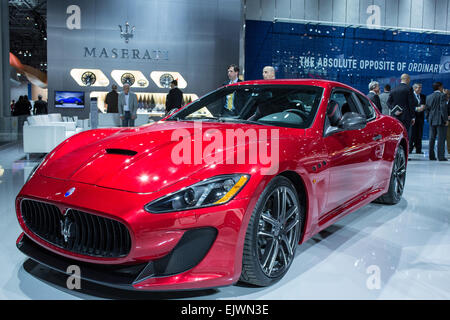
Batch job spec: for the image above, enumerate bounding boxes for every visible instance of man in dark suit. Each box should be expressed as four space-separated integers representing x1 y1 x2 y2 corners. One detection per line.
223 64 242 87
222 64 244 116
426 82 449 161
165 79 183 115
367 81 382 113
105 84 119 113
446 90 450 155
33 95 48 115
387 74 417 141
410 83 426 154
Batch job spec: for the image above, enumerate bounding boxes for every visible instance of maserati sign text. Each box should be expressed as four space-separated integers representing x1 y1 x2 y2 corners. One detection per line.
84 47 169 60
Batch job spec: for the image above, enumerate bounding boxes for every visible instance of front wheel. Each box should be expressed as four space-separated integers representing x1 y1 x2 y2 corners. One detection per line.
374 145 406 205
239 176 303 286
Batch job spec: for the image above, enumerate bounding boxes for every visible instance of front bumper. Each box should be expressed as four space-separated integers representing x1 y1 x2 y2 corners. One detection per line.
17 226 218 291
16 175 255 290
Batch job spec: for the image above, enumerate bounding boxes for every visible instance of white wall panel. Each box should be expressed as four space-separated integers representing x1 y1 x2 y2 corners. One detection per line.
359 0 373 25
331 0 346 23
245 0 261 20
319 0 333 22
446 0 450 31
276 0 292 18
422 0 436 30
385 0 399 26
244 0 450 33
434 0 448 31
398 0 412 28
422 0 435 30
261 0 276 21
346 0 360 24
447 0 450 30
290 0 305 20
305 0 319 20
373 0 386 26
410 0 424 29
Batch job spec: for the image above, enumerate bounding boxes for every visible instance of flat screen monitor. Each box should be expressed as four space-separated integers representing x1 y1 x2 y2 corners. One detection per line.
55 91 85 108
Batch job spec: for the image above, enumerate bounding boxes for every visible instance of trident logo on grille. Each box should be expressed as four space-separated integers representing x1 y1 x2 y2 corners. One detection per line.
60 216 73 243
119 22 135 43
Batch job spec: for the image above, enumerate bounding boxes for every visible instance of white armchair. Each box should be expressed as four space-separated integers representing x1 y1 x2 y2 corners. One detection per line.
23 113 84 157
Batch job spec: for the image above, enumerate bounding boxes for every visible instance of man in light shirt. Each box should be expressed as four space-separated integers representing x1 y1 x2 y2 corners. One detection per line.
118 83 138 127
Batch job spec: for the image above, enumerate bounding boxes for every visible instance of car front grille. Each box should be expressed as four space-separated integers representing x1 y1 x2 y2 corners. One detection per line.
20 199 131 258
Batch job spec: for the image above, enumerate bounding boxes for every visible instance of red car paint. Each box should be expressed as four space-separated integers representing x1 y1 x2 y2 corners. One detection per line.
16 79 408 291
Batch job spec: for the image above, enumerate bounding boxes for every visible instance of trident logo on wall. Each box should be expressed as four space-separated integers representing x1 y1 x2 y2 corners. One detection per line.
119 22 135 43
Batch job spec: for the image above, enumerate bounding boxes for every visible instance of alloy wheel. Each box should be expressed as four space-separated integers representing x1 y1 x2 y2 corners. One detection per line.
256 186 300 278
393 150 406 197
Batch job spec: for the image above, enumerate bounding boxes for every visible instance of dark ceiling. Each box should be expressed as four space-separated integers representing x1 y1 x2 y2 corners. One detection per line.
9 0 47 72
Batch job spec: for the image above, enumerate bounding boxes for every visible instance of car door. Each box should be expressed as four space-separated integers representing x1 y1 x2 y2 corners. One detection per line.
321 88 375 217
353 92 390 188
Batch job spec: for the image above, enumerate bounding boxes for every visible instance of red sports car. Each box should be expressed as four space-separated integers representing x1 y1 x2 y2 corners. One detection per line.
16 79 408 291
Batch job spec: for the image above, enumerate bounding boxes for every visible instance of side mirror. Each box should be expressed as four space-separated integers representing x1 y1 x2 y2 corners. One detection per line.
338 112 367 131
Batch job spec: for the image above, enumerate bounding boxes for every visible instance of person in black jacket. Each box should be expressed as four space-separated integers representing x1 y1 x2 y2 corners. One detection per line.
23 96 32 115
367 81 382 113
387 74 417 140
13 96 31 116
446 90 450 155
410 83 426 154
33 95 48 115
105 84 119 113
165 79 183 115
426 82 449 161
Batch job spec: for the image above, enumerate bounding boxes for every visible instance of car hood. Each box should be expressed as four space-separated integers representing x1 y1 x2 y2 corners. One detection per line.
39 121 293 193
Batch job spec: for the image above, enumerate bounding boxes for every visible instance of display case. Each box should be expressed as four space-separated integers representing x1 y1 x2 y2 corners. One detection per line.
90 91 198 116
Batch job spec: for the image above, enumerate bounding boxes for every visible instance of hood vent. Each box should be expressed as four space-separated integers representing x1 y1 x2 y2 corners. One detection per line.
106 148 138 156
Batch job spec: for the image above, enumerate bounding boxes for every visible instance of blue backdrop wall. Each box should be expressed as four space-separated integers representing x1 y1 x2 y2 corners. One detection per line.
245 20 450 139
245 20 450 95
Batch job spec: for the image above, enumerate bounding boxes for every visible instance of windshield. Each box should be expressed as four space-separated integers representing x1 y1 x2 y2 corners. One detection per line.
167 85 324 129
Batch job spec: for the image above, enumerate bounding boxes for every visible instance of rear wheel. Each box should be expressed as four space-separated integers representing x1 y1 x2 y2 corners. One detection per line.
240 176 302 286
374 145 406 205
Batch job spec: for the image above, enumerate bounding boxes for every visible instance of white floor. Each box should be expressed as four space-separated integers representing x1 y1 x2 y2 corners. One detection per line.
0 141 449 300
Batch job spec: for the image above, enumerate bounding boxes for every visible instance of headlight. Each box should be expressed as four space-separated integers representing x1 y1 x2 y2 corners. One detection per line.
144 174 249 213
26 157 45 183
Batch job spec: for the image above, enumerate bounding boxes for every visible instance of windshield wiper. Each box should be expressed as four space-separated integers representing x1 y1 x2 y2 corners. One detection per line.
168 117 269 126
216 118 268 126
170 116 222 122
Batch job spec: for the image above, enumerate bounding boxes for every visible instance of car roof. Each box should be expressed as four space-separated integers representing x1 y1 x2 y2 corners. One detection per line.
227 79 355 90
228 79 367 98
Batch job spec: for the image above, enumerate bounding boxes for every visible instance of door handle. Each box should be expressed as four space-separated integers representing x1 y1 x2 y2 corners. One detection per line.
373 134 382 141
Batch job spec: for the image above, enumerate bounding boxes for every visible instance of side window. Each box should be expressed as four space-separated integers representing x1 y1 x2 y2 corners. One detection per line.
330 91 359 115
355 93 376 121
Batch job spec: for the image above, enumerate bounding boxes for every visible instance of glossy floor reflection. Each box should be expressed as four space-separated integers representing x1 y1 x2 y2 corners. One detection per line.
0 142 449 299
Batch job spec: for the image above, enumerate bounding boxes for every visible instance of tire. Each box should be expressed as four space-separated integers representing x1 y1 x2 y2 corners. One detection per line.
239 176 303 286
374 145 406 205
